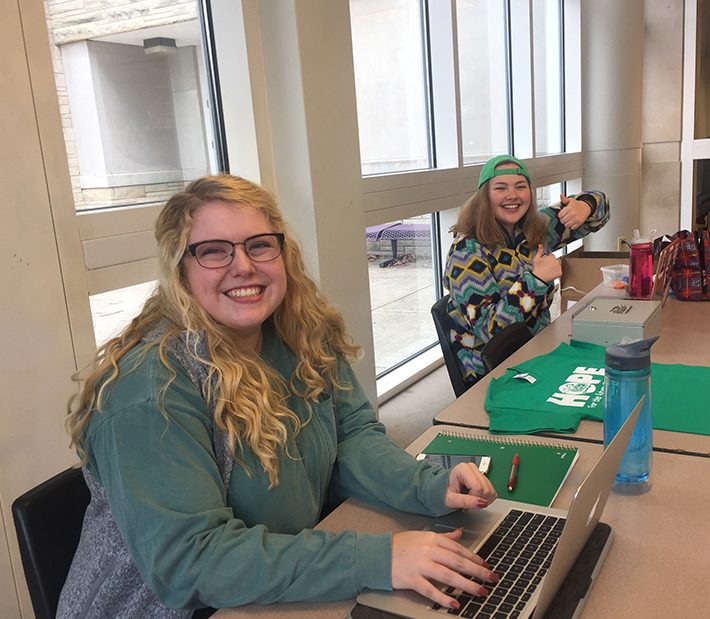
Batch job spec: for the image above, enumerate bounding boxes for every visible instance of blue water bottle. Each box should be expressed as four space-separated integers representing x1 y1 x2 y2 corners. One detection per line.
604 336 658 494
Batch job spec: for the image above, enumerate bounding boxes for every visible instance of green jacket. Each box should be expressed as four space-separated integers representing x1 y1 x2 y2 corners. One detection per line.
58 324 450 616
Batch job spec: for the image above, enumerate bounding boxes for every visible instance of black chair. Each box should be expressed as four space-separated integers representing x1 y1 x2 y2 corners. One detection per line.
12 467 90 619
431 294 471 397
481 322 534 374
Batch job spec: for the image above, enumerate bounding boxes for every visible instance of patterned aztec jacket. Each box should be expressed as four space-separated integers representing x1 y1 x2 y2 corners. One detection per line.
443 190 610 384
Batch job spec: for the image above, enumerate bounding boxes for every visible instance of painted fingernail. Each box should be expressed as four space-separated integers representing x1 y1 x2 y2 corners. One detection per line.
479 586 489 596
477 499 488 508
449 599 460 610
487 572 500 583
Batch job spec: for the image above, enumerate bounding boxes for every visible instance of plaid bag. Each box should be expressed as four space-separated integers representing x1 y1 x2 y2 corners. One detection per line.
670 229 710 301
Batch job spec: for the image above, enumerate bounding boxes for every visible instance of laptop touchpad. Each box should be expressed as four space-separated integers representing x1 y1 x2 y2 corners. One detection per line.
428 508 504 548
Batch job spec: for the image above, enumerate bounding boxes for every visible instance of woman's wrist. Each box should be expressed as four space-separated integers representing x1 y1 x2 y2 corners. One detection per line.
576 194 595 218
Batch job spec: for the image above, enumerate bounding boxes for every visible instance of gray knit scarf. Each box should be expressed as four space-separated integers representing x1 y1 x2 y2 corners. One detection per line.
152 324 234 491
56 323 233 619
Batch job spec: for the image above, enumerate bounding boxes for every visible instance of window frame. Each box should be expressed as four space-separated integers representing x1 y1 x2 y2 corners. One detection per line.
357 0 583 378
63 2 229 296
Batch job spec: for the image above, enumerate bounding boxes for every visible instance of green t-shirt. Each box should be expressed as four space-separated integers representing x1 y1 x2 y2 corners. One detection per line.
485 340 710 435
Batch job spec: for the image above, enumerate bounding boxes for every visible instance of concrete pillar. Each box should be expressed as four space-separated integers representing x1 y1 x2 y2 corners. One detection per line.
641 0 684 236
240 0 377 403
581 0 644 250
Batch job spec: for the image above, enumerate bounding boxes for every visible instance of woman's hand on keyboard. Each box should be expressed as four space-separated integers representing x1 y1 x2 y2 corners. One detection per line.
391 528 498 610
445 462 497 510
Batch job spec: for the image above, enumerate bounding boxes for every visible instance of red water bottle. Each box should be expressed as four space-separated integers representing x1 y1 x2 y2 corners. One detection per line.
628 229 654 299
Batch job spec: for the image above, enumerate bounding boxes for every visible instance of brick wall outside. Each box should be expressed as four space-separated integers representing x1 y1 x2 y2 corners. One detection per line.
46 0 197 44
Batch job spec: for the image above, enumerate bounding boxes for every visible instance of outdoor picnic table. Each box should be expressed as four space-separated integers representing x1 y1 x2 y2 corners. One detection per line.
365 222 430 266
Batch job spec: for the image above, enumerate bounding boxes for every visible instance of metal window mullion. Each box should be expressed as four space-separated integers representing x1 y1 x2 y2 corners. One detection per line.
426 0 462 170
432 211 444 299
680 0 699 230
450 0 464 169
421 0 436 169
505 0 515 154
526 0 536 158
375 342 439 380
560 0 566 153
198 0 230 172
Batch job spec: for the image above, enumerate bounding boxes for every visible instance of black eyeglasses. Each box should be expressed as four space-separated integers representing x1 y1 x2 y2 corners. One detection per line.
185 233 285 268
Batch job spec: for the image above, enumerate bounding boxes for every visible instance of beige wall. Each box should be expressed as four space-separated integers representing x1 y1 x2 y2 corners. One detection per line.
0 1 94 617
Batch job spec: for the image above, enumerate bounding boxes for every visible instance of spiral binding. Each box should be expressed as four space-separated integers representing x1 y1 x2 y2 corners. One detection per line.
436 429 571 450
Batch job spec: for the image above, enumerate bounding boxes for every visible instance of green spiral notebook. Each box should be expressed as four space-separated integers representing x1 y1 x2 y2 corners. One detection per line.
422 430 579 507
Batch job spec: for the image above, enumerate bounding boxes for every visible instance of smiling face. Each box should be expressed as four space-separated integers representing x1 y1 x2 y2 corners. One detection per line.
183 200 287 350
487 162 532 233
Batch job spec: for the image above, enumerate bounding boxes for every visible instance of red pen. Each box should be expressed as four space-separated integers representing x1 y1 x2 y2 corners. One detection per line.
507 453 520 492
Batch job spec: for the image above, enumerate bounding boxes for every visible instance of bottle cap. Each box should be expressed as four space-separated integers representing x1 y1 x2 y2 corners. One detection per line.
628 228 656 245
605 336 659 371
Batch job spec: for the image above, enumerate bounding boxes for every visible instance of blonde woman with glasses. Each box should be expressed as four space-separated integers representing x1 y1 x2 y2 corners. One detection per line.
58 174 497 618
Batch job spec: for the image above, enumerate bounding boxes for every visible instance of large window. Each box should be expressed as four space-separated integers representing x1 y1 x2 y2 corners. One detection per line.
536 183 563 210
43 1 222 340
352 0 580 379
62 36 215 210
533 0 564 155
350 0 431 175
366 215 438 376
43 0 581 382
90 281 157 346
456 0 510 164
48 8 220 212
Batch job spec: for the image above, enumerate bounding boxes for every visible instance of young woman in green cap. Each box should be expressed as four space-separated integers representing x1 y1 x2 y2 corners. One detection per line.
443 155 609 386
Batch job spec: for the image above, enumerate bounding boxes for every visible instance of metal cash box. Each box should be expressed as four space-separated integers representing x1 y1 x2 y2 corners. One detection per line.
571 297 662 346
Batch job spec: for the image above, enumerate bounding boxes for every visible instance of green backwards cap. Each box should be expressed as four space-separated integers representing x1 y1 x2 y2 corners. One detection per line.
477 155 531 189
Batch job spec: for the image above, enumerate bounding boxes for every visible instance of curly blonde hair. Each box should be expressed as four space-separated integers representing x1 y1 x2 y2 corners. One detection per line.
67 174 360 486
451 172 547 248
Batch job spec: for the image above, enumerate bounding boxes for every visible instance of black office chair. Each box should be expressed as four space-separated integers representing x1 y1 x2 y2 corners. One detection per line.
12 467 90 619
431 294 471 397
481 322 534 374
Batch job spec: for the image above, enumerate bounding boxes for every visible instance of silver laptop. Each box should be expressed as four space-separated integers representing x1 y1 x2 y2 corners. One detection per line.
355 397 643 619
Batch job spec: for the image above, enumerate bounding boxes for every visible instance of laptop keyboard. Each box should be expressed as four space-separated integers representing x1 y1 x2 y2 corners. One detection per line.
432 509 566 618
